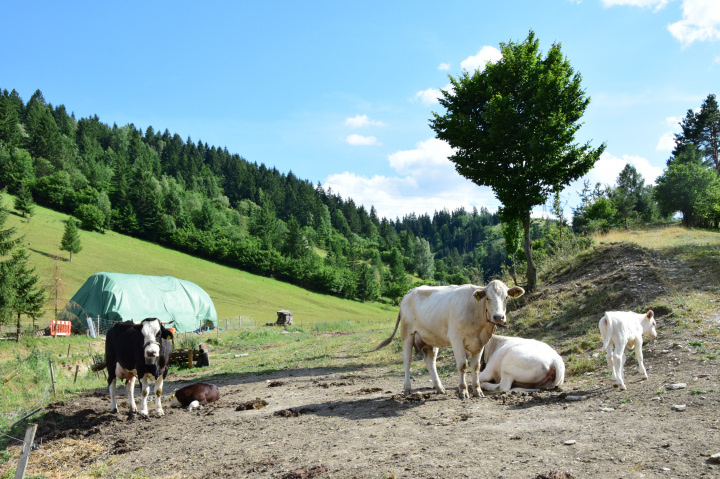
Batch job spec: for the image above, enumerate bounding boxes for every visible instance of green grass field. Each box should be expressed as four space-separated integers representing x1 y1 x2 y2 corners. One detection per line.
2 195 396 329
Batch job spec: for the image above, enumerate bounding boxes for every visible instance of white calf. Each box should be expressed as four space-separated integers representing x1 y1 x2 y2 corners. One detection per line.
477 335 565 392
599 310 657 390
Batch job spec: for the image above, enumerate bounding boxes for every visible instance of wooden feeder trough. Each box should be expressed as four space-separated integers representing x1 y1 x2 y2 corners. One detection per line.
169 343 209 368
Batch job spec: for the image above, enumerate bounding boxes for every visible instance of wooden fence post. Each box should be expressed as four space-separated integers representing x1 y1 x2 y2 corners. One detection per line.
66 344 71 358
48 359 56 397
13 424 38 479
73 365 80 384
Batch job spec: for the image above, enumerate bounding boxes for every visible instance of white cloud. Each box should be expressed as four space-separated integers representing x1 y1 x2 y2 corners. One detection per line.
345 134 380 146
415 87 442 105
656 115 682 151
668 0 720 46
460 46 502 73
574 151 664 189
325 138 500 219
414 83 453 105
656 132 676 151
438 62 451 71
388 138 454 174
344 114 385 128
600 0 669 10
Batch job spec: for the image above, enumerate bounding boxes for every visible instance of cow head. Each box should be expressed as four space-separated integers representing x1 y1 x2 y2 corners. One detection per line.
473 280 524 327
641 310 657 339
136 318 172 364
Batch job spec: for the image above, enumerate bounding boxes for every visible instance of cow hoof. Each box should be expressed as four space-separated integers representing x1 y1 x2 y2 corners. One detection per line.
435 387 447 395
157 409 165 417
619 385 627 391
110 408 117 414
458 390 470 399
613 384 618 388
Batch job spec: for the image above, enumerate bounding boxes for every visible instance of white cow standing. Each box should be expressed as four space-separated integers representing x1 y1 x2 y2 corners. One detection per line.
599 310 657 390
477 335 565 392
373 280 524 398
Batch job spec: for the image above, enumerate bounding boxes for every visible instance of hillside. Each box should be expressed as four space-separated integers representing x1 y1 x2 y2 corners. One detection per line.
2 195 396 328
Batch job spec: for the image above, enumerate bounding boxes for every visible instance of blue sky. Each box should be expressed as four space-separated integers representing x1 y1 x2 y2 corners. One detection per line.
2 0 719 220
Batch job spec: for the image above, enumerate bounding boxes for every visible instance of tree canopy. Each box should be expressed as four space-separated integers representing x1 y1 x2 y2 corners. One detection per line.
674 94 720 174
430 30 605 291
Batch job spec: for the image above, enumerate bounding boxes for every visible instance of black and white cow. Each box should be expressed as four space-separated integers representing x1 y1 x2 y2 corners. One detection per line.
105 318 174 416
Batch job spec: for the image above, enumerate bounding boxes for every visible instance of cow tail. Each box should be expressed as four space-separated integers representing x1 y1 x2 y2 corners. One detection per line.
369 312 402 352
91 362 107 372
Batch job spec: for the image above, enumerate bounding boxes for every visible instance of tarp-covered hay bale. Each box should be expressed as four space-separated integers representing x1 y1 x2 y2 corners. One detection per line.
66 272 219 333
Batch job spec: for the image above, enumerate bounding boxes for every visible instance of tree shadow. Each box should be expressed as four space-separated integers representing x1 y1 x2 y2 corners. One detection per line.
29 248 65 261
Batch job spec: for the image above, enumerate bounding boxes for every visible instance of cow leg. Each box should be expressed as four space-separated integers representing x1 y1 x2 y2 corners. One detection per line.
480 380 504 392
612 346 626 390
422 346 446 394
402 332 415 395
109 377 118 413
605 341 616 382
154 375 165 416
107 363 119 413
468 352 484 397
635 339 648 379
139 374 152 416
449 337 469 399
126 375 138 413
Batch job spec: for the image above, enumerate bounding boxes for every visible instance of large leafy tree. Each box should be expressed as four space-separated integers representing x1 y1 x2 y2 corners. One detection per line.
655 144 720 227
430 30 605 291
674 93 719 174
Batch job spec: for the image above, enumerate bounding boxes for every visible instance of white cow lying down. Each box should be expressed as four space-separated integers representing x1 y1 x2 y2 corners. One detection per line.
477 335 565 392
599 310 657 390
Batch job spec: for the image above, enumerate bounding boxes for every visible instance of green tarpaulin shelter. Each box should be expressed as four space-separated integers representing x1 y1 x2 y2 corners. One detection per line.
68 272 218 333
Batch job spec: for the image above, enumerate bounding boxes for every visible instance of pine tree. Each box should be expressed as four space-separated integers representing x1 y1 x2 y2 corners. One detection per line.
60 217 82 262
0 91 22 148
0 191 22 325
14 182 35 220
12 248 46 341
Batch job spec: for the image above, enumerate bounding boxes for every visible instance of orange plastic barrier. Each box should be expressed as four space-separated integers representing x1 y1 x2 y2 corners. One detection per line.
50 320 71 337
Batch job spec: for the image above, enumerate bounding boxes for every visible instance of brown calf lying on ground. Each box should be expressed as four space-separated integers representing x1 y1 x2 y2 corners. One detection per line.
170 383 220 410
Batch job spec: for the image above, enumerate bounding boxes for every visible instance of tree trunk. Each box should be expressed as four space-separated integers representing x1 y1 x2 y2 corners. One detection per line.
69 252 73 262
522 212 537 292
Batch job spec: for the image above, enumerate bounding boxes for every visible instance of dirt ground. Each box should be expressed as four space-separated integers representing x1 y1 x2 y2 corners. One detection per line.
5 243 720 479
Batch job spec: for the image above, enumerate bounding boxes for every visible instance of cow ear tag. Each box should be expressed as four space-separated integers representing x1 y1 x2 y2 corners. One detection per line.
473 290 486 301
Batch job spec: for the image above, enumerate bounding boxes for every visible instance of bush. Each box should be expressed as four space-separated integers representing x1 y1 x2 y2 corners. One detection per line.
75 203 106 232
